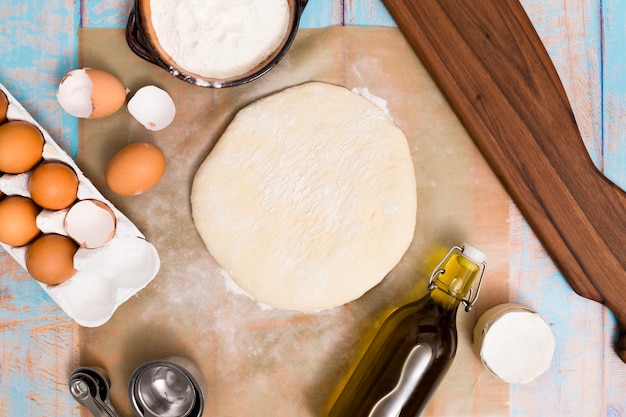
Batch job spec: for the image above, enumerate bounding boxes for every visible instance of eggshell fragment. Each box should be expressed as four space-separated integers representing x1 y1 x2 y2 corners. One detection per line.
105 142 166 196
473 303 556 384
25 234 78 285
0 120 44 174
0 196 41 246
64 199 116 248
127 85 176 131
57 68 127 119
29 162 79 210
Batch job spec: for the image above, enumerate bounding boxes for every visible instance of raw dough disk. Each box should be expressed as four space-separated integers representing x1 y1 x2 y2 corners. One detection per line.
191 82 417 310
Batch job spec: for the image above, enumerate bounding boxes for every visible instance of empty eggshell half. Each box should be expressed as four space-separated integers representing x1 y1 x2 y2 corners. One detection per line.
127 85 176 131
57 68 127 119
64 199 116 248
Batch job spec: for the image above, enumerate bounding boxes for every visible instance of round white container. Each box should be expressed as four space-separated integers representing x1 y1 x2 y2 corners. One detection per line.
473 303 556 384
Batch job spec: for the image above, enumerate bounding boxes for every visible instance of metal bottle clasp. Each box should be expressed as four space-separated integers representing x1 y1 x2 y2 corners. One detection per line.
427 245 487 312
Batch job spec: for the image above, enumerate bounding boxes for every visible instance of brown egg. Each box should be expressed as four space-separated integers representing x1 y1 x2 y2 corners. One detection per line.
57 68 127 119
0 196 41 246
87 69 127 118
0 90 8 123
105 142 166 196
0 120 44 174
25 234 78 285
29 162 79 210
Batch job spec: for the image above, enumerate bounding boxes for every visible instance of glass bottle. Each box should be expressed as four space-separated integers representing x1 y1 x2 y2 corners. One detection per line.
328 243 487 417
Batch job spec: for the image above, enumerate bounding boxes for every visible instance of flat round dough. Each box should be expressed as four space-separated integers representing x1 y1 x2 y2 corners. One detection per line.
191 82 416 310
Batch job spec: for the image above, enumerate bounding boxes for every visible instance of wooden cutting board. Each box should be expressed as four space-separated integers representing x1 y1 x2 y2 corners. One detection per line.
383 0 626 362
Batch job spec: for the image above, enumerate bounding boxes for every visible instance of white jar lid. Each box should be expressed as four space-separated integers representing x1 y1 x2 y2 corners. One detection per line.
473 303 556 384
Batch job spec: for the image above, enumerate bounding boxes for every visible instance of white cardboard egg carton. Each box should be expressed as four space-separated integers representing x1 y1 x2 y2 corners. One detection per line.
0 82 160 327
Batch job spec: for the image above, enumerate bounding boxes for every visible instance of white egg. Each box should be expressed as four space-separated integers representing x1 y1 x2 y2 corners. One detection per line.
127 85 176 131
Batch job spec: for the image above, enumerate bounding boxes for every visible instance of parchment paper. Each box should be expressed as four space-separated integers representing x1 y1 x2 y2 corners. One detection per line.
77 27 511 417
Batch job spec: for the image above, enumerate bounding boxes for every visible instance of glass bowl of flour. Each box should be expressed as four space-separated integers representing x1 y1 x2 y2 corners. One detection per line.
126 0 307 88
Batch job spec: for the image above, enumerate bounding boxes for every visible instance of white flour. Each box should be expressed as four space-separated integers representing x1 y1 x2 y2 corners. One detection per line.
352 87 391 118
149 0 290 79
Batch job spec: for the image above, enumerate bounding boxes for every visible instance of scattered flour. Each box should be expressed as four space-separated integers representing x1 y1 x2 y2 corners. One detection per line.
352 87 391 118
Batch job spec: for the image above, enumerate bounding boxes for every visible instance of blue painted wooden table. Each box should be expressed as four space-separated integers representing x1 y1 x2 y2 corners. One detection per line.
1 1 625 416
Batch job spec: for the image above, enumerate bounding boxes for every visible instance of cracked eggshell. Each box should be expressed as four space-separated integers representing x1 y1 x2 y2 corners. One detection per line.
57 68 127 119
64 199 116 248
127 85 176 131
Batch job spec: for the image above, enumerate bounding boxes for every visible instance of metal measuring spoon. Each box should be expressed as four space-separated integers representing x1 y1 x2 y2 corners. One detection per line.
69 367 120 417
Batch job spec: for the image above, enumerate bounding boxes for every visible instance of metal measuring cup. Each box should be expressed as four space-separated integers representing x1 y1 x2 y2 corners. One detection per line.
70 357 205 417
129 356 206 417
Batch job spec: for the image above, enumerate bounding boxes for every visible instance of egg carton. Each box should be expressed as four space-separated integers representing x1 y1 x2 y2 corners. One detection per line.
0 82 160 327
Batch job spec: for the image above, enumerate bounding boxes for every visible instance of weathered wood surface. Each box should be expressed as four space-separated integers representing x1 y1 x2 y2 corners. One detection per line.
0 1 624 416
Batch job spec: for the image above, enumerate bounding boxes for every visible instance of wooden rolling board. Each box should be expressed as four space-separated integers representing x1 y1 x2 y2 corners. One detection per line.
77 27 510 417
382 0 626 361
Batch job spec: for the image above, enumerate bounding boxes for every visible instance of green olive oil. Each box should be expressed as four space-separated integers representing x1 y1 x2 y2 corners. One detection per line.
328 244 486 417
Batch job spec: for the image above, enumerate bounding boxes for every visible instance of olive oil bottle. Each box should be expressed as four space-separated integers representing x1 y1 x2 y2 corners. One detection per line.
328 244 487 417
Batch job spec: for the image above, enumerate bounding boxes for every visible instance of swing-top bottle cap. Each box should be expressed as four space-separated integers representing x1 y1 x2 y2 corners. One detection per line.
461 243 487 265
427 244 487 311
